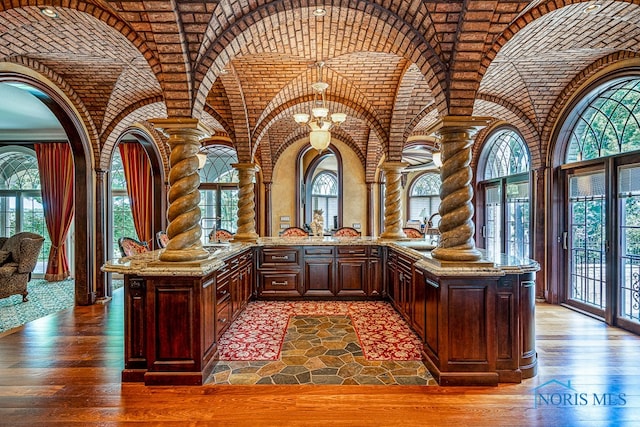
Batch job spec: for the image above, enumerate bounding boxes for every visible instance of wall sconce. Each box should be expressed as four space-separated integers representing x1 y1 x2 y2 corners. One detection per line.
432 139 442 168
197 151 207 169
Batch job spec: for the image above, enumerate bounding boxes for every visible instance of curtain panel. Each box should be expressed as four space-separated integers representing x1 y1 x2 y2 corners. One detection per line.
118 143 153 247
35 143 74 282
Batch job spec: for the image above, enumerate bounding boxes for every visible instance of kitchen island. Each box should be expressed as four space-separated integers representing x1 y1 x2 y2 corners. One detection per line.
103 237 538 386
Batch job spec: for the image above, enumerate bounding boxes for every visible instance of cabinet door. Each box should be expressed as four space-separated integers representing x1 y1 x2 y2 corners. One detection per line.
336 258 367 297
368 247 383 297
412 268 426 341
304 257 334 296
386 250 398 303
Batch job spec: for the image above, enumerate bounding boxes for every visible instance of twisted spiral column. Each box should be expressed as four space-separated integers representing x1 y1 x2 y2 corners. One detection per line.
431 117 489 262
151 119 209 262
232 162 259 241
380 161 409 239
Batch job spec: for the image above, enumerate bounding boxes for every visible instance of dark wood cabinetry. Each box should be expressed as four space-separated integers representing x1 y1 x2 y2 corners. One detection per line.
118 242 536 387
257 245 383 299
387 248 413 322
122 247 254 386
303 246 334 296
257 247 302 297
336 246 367 297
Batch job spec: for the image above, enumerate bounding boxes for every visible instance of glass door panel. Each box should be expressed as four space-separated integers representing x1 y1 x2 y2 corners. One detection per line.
619 165 640 327
220 188 238 233
506 181 530 259
0 193 17 237
568 171 606 313
484 184 502 261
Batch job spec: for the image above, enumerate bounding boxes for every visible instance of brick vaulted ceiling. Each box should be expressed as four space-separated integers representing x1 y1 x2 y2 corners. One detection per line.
1 1 640 180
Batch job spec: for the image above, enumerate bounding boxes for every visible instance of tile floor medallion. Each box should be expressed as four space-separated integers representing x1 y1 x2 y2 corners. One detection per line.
210 301 436 385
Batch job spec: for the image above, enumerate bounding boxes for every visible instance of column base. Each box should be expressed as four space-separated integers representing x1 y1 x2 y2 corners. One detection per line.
232 232 259 242
159 248 210 262
431 246 482 262
379 231 404 240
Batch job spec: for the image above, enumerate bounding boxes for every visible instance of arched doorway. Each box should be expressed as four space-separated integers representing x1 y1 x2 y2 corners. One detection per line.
0 75 96 305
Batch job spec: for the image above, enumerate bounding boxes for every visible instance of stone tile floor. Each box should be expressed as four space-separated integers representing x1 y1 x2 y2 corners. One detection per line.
209 315 436 385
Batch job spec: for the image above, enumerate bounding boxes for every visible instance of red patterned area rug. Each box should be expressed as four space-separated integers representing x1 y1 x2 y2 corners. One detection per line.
217 301 422 361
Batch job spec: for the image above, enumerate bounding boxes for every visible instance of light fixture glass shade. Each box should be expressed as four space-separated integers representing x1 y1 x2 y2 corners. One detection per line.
309 121 331 132
309 130 331 152
312 107 329 118
197 152 207 169
331 112 347 124
293 113 310 123
432 151 442 168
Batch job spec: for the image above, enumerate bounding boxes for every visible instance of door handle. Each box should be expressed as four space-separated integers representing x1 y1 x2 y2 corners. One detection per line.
562 231 568 250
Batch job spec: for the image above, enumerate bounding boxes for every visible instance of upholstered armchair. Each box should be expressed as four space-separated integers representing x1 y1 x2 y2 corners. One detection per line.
0 232 45 302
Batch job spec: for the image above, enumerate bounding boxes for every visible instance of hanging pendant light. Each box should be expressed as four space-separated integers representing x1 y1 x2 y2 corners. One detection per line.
293 62 347 153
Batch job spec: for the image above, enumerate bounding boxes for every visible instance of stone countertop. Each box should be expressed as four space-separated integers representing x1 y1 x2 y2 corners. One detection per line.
102 237 539 277
101 243 251 277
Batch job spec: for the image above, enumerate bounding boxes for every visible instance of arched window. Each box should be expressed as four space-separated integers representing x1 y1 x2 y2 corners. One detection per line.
408 172 441 223
565 78 640 163
110 149 136 258
556 76 640 329
478 127 531 261
0 146 49 276
484 129 530 179
311 171 338 232
198 145 239 240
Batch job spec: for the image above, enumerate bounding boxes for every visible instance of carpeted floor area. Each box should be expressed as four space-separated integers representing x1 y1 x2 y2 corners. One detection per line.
0 278 123 334
0 279 75 334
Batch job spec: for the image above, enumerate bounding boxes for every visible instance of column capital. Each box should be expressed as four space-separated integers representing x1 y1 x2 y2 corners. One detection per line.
231 162 259 171
425 115 492 136
379 161 409 172
149 118 212 138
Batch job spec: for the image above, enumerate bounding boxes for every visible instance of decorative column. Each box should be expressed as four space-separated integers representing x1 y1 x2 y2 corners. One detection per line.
431 116 491 262
366 182 374 236
94 168 110 303
379 161 409 239
150 118 210 262
232 162 259 241
264 182 272 237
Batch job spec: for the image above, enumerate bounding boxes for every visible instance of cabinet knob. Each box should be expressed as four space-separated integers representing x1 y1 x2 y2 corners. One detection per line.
219 317 227 324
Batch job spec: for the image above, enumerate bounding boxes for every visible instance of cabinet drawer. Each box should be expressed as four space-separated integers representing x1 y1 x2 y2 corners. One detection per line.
304 246 334 256
259 248 300 267
258 271 302 297
262 273 299 291
216 300 232 340
216 281 230 302
337 246 367 257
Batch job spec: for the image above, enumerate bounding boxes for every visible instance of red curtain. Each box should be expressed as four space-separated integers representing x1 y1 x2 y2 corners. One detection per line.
118 143 153 246
35 143 74 282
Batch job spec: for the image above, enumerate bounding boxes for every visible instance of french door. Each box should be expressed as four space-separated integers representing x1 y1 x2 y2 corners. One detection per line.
199 184 239 243
565 168 607 318
563 156 640 334
0 190 49 276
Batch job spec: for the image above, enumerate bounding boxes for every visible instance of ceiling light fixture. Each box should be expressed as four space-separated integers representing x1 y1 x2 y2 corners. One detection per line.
313 8 327 17
583 2 602 13
293 62 346 153
40 7 59 18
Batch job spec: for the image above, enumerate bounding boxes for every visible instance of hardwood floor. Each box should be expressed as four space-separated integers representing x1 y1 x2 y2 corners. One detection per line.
1 288 639 426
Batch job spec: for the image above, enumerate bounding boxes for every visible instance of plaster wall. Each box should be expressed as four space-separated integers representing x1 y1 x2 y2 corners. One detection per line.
271 137 367 236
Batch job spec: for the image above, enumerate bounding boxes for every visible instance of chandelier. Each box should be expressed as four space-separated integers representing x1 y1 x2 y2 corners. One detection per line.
293 62 347 152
